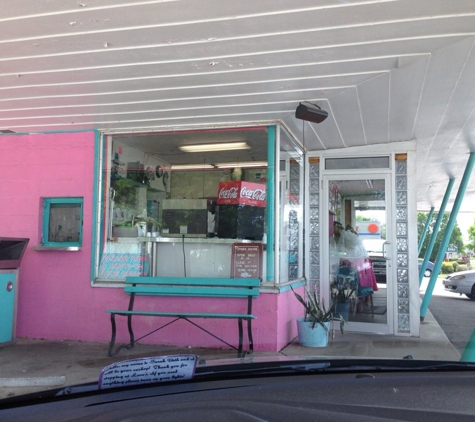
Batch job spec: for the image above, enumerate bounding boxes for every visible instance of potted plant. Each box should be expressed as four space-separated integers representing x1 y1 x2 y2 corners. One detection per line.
291 285 345 347
332 285 354 322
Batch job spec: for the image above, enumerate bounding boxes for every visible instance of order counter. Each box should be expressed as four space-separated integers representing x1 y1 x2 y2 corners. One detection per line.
108 237 266 280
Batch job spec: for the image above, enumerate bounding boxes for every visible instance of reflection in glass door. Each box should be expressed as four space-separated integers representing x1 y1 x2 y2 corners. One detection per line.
327 176 392 334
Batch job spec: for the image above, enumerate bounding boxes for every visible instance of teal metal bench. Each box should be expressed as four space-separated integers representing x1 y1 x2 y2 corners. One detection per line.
106 276 261 357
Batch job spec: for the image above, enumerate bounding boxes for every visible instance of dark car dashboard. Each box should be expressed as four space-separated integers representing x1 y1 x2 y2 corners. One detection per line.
1 362 475 421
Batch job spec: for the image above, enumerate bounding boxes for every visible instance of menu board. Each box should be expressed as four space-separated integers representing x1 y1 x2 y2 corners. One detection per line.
231 242 263 279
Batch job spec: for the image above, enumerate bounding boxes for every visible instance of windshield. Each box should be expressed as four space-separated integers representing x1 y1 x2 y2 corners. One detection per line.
2 1 475 410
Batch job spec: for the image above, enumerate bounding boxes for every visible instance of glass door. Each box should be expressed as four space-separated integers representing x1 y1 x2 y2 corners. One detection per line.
324 174 393 334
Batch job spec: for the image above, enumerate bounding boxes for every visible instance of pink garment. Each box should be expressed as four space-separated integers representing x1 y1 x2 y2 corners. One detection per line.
356 258 378 291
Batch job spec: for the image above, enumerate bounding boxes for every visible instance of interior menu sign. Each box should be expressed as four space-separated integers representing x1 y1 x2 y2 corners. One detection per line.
231 243 263 279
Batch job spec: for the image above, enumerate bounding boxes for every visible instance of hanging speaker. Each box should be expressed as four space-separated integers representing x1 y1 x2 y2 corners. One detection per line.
295 102 328 123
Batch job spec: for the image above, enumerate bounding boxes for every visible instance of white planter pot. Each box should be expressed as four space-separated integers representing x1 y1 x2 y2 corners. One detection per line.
296 318 330 347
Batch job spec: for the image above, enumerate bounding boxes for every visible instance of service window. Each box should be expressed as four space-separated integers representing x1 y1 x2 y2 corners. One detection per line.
41 197 83 247
95 129 271 282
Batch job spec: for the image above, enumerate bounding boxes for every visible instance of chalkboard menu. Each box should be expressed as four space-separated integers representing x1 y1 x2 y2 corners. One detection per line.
231 242 263 279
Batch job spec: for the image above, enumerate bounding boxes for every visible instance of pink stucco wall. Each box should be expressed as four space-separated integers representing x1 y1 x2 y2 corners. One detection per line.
0 132 103 341
0 131 301 353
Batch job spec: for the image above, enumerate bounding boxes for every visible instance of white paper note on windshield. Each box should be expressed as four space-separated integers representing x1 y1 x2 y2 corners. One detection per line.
99 355 198 390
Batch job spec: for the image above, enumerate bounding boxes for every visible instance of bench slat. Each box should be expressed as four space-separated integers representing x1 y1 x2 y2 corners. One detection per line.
106 310 256 319
125 276 260 288
124 285 259 298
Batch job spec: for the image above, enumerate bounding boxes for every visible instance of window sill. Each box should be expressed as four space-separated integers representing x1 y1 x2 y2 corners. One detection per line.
33 245 81 251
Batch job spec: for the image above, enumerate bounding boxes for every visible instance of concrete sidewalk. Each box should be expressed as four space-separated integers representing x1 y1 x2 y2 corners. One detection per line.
0 310 460 400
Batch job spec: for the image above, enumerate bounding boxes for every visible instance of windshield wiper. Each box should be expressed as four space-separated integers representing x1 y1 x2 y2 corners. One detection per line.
196 361 331 377
193 358 475 380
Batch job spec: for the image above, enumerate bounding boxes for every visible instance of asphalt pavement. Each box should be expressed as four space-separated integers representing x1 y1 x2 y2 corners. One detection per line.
422 275 475 355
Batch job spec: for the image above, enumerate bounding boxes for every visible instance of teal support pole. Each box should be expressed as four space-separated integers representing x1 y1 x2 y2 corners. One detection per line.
461 327 475 361
418 207 434 255
421 152 475 321
460 157 475 361
266 126 276 282
418 179 454 286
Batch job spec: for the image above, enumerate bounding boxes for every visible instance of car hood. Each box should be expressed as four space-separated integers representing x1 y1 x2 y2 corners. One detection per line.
445 270 475 278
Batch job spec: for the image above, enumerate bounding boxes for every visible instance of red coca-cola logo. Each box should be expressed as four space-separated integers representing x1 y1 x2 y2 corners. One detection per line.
240 187 266 201
218 187 239 199
216 181 266 207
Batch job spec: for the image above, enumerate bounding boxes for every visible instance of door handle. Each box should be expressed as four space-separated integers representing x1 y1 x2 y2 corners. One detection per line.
382 241 391 261
6 281 13 292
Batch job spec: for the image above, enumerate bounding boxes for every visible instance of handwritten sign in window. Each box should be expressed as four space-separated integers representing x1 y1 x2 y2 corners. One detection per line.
98 355 198 389
98 252 148 278
231 243 263 279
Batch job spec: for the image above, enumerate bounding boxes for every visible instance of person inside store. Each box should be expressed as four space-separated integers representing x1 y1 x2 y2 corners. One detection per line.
330 221 346 253
330 221 378 312
330 221 366 256
207 200 217 237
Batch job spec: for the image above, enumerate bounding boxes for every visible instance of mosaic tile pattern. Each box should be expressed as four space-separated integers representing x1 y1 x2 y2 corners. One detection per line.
398 298 410 314
398 283 409 298
397 237 408 252
396 222 408 236
398 314 409 331
309 207 319 221
310 221 319 235
396 157 410 333
310 235 319 251
310 163 319 178
310 264 319 279
396 160 407 174
309 192 319 206
290 163 300 179
396 207 407 221
309 179 319 192
397 268 408 283
308 163 320 291
396 191 407 206
397 253 408 268
288 162 301 280
396 175 407 190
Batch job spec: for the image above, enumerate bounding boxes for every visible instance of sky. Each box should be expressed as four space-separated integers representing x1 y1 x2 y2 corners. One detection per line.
456 212 475 242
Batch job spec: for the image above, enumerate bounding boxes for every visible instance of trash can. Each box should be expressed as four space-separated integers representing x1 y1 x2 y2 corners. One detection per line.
0 237 29 345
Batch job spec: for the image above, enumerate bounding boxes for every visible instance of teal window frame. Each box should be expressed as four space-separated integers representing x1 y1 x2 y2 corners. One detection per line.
42 197 84 247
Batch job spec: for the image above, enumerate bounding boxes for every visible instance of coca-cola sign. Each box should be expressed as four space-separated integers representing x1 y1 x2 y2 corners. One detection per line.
218 186 239 200
216 181 266 207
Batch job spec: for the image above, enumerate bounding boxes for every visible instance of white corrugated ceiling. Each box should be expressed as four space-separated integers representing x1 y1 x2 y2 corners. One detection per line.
2 0 475 212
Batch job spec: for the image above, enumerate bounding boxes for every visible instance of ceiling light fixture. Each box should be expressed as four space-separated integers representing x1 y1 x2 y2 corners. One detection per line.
179 142 250 153
171 164 215 170
295 102 328 124
216 161 267 168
